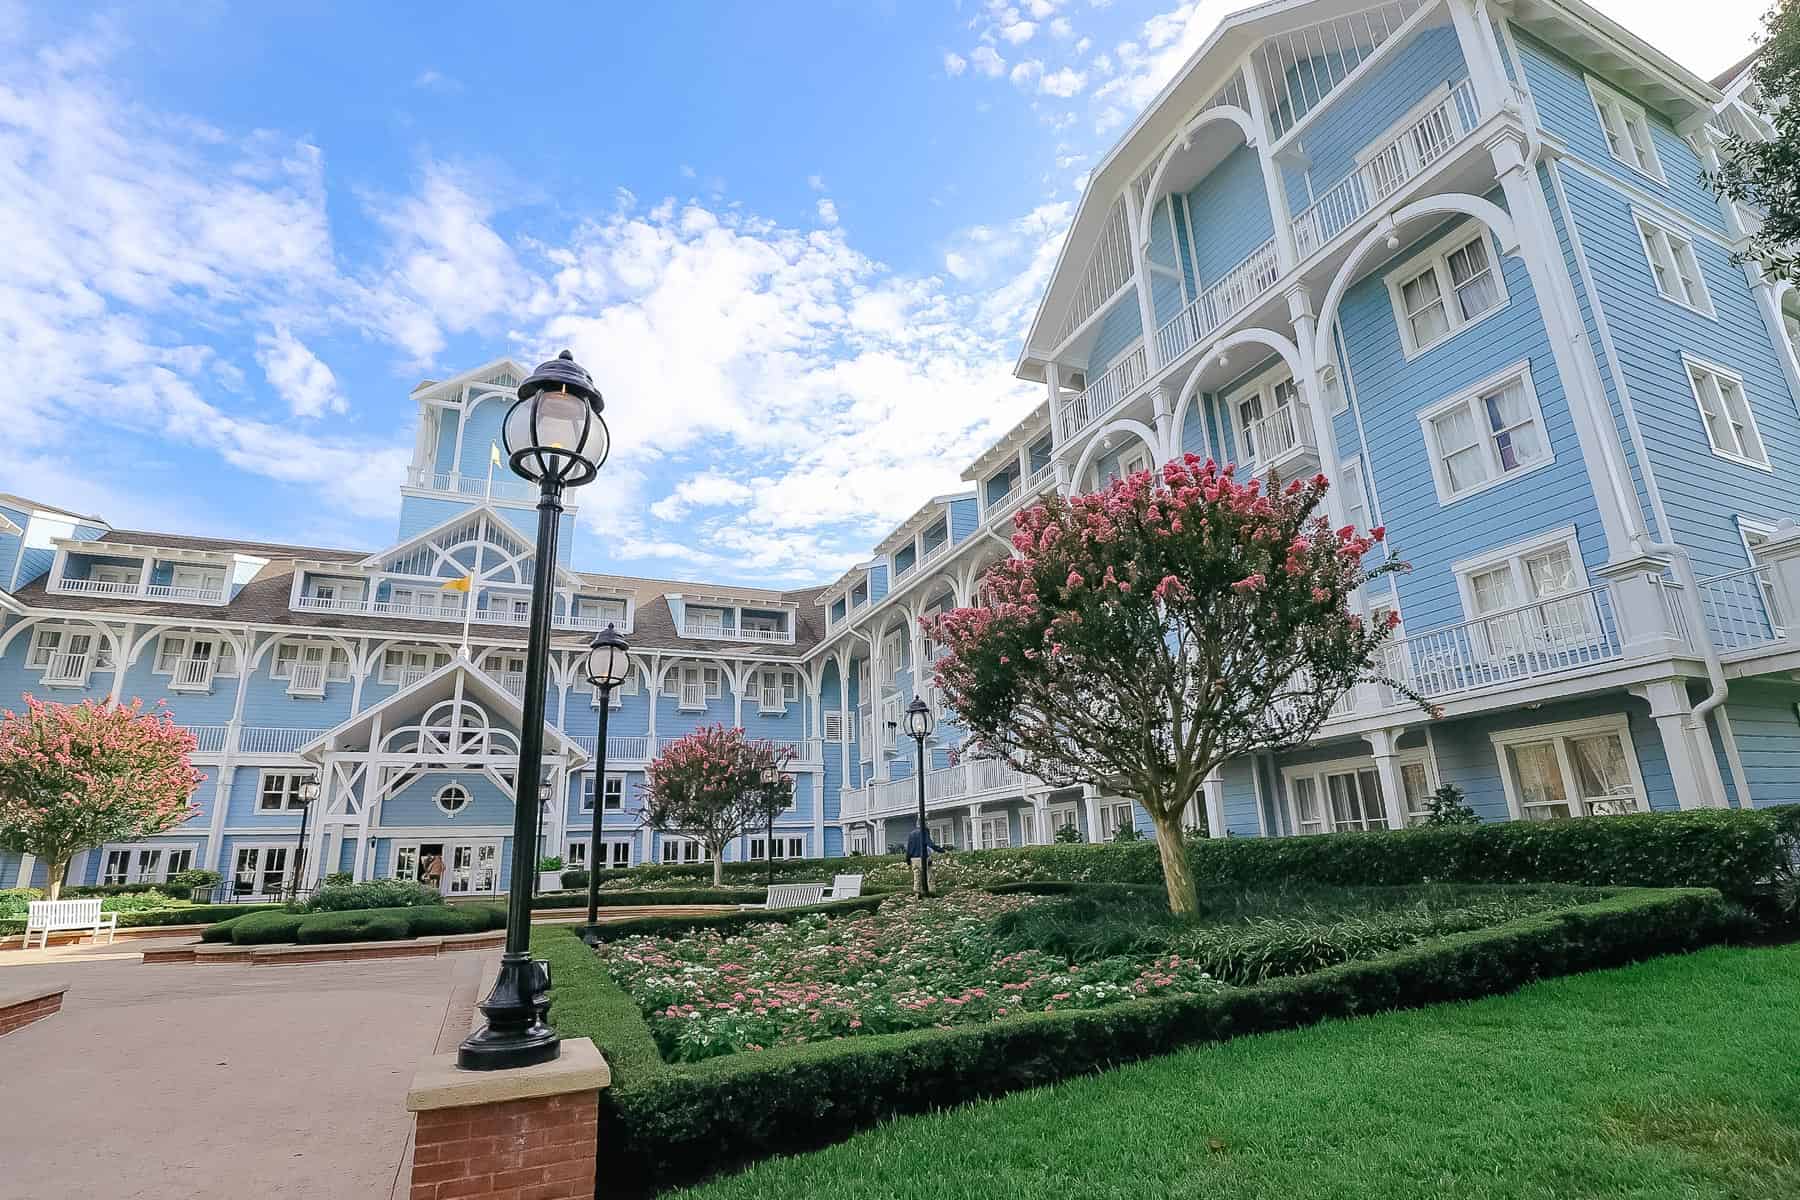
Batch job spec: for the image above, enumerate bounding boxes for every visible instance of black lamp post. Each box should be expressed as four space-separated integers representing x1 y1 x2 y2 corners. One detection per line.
762 766 780 887
460 349 609 1072
291 776 319 900
536 778 552 885
904 696 934 897
580 624 631 946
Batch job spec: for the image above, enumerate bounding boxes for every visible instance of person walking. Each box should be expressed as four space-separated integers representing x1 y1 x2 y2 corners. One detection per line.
903 824 949 898
419 851 445 895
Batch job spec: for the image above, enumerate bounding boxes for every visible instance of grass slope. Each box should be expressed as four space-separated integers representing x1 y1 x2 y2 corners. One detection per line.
669 944 1800 1200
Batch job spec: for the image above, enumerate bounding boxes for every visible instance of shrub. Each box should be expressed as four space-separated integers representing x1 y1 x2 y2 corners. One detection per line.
1421 783 1481 827
294 910 412 943
1111 821 1145 843
64 881 194 901
539 886 1746 1196
323 872 353 887
204 902 507 945
123 903 275 929
1053 824 1085 844
538 856 564 872
403 904 507 937
0 887 42 920
300 879 444 912
97 889 179 913
222 909 307 944
578 895 885 944
169 868 221 889
532 887 766 911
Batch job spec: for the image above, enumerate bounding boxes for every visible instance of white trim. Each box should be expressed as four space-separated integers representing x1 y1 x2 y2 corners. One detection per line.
1383 220 1511 360
433 781 473 817
96 840 200 886
1451 524 1588 625
1584 74 1666 184
1279 750 1432 835
1488 713 1649 821
1681 354 1772 471
257 769 316 813
1632 210 1715 318
1417 359 1553 505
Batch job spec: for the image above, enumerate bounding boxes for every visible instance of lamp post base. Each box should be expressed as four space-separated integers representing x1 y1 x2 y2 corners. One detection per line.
579 924 605 947
458 952 560 1071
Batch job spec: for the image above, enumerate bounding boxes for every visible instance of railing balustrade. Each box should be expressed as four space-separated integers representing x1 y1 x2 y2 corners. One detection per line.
1697 565 1785 651
1245 403 1317 473
1152 238 1282 368
43 652 90 685
186 726 229 753
1059 343 1149 442
238 727 319 755
680 622 794 644
405 467 535 503
173 658 214 689
1292 79 1479 259
842 756 1034 818
287 662 327 697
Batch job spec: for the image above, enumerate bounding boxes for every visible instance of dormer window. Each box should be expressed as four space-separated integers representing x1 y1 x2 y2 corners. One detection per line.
166 565 226 602
688 606 726 635
851 581 869 608
575 596 629 630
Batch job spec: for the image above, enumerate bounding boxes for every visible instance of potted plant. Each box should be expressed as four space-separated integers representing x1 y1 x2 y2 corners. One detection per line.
536 855 566 893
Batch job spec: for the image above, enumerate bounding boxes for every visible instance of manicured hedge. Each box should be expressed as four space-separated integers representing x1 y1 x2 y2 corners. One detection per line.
203 903 507 945
932 807 1800 901
539 886 1747 1196
64 882 195 901
531 888 767 911
575 894 886 944
118 903 279 928
563 854 905 893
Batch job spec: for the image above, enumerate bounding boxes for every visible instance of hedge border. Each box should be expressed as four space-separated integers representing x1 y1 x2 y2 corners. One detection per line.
537 885 1747 1196
530 887 768 911
203 903 507 945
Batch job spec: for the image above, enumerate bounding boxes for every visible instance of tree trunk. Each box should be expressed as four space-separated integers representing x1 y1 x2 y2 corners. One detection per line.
1150 813 1198 916
713 853 724 887
45 856 69 900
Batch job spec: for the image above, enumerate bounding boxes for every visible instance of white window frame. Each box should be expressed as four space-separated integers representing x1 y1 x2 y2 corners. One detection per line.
590 663 639 709
879 694 903 753
756 668 787 714
380 646 449 685
748 835 806 861
1282 750 1433 835
1340 456 1371 536
229 843 293 898
1097 801 1136 841
434 782 473 817
882 631 904 684
1451 525 1597 654
1048 804 1079 837
848 829 871 855
1490 714 1649 821
1683 355 1770 470
977 814 1012 849
257 770 315 813
89 564 141 588
1384 222 1511 359
658 835 708 865
1633 213 1713 317
579 773 625 814
1418 360 1553 505
1586 76 1665 182
30 627 109 685
99 840 198 885
1223 362 1300 468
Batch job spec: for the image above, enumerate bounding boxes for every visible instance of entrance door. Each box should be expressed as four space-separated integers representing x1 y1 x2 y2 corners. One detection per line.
445 842 499 894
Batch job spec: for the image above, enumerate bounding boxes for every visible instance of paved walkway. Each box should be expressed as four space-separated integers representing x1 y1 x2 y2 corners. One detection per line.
0 937 491 1199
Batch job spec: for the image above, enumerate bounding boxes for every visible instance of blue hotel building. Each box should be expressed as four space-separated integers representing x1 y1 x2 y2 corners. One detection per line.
5 0 1800 896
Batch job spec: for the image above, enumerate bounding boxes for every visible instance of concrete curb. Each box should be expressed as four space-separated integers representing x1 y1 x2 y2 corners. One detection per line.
0 981 69 1036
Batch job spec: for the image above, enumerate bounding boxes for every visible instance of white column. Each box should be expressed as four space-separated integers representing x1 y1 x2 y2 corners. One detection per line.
1445 0 1509 115
1595 552 1685 658
1032 795 1050 845
1203 768 1227 838
1637 679 1729 810
1289 286 1348 526
1045 361 1066 449
1365 728 1410 830
1124 188 1163 374
15 853 36 889
1082 784 1102 844
1241 58 1297 273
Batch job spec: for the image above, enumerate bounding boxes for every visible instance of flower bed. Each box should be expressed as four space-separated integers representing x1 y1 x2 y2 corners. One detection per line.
599 884 1601 1062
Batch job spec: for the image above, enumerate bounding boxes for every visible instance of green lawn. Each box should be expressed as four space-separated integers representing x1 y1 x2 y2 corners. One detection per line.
667 944 1800 1200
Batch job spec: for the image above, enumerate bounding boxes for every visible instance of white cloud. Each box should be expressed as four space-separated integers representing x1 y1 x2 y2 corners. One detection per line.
1093 3 1227 117
943 50 968 76
649 473 755 521
1000 19 1038 44
1050 18 1074 38
1010 59 1044 88
816 197 839 226
807 173 827 191
970 45 1006 77
1040 67 1087 97
413 68 461 93
255 326 345 418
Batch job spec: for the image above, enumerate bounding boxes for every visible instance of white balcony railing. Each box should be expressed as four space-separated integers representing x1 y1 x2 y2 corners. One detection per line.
405 467 535 503
842 756 1034 820
680 622 794 644
1152 237 1283 367
171 658 215 691
55 578 141 597
494 671 527 698
1244 403 1318 475
54 575 226 603
1697 565 1786 652
1060 343 1149 442
186 726 229 754
144 582 228 603
287 663 327 697
1370 581 1626 705
1292 79 1480 259
239 727 319 755
42 652 91 686
570 734 654 761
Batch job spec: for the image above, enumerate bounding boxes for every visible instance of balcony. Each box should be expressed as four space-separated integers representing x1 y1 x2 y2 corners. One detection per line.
404 467 535 504
1060 343 1149 442
286 662 327 698
1243 403 1319 481
841 757 1033 820
169 658 215 692
569 734 655 761
1369 581 1631 706
493 671 527 698
1291 79 1480 259
1697 565 1786 652
1152 238 1282 368
680 621 794 645
54 574 228 605
42 651 91 687
293 592 617 633
238 727 319 755
987 462 1058 526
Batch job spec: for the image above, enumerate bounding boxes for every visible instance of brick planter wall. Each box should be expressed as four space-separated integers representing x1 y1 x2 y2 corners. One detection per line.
0 983 68 1037
406 1037 609 1200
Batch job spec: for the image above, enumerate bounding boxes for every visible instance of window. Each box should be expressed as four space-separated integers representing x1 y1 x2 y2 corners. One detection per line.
749 836 805 860
1419 363 1551 503
1284 756 1425 834
1340 458 1371 536
579 596 629 626
1685 358 1769 468
879 694 903 752
580 774 625 813
258 771 315 812
849 829 871 855
977 815 1012 849
171 565 226 598
1587 77 1664 180
687 606 725 634
1097 801 1135 841
90 564 139 587
231 845 290 897
1455 528 1597 657
591 664 638 709
1400 761 1437 827
155 635 233 688
31 628 107 684
101 843 195 885
273 642 349 685
1635 215 1712 314
381 647 449 685
570 839 630 870
434 783 471 816
1491 716 1645 820
666 664 721 710
1385 225 1508 357
659 837 707 864
824 712 845 742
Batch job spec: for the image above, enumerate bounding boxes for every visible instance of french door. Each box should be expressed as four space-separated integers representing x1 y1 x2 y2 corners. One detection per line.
445 842 500 894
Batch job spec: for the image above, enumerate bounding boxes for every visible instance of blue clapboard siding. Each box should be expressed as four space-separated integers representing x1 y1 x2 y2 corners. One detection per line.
1184 144 1274 288
1722 680 1800 806
1333 192 1606 633
1147 200 1189 328
1084 294 1142 381
1555 164 1800 577
1514 32 1723 233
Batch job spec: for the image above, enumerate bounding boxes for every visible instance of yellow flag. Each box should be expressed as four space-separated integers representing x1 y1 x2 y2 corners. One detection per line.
441 574 473 593
489 442 502 467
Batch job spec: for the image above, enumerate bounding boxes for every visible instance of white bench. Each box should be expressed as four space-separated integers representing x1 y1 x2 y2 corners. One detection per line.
762 883 829 909
823 873 864 900
24 899 117 950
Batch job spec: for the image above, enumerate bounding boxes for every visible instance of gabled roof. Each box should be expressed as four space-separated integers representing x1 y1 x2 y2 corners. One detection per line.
356 503 583 588
0 492 108 525
410 357 530 401
297 654 589 765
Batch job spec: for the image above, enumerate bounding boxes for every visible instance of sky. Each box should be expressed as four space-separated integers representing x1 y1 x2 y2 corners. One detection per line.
0 0 1770 586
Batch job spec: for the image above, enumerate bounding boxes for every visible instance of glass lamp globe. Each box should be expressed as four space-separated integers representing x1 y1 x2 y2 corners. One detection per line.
582 623 631 692
905 696 934 740
504 350 609 486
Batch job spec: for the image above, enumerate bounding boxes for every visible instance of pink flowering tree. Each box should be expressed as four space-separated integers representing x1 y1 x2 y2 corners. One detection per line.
641 725 797 886
924 454 1427 915
0 698 204 898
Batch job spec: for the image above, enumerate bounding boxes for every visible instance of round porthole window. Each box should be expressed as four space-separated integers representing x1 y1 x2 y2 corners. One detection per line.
435 783 471 816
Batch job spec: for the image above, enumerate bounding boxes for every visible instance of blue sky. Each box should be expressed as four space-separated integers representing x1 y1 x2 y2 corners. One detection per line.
0 0 1765 586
